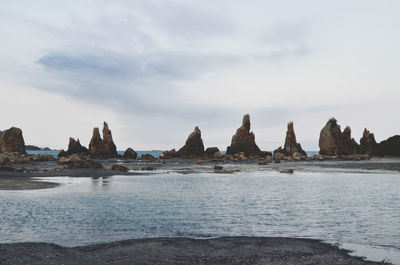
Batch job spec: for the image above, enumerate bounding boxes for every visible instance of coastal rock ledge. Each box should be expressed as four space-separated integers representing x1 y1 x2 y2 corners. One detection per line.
0 237 382 265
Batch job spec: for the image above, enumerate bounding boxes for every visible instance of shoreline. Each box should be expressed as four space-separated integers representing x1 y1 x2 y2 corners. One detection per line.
0 237 385 265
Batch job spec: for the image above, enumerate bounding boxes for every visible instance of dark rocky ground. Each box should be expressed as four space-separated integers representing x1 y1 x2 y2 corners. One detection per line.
0 237 387 265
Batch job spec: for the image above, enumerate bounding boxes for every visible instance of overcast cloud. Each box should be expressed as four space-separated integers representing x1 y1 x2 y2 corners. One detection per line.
0 0 399 150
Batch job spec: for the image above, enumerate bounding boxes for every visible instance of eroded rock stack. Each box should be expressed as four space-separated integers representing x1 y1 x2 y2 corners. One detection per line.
58 138 89 157
374 135 400 157
319 118 360 156
274 122 306 159
176 126 205 158
226 114 260 156
89 122 118 158
360 128 377 155
0 127 26 154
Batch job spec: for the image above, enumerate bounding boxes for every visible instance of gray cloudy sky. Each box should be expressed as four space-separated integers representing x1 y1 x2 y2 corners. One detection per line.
1 0 399 151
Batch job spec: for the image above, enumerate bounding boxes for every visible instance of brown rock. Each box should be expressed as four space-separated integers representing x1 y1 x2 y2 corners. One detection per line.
111 164 129 172
176 127 205 158
123 148 137 159
319 118 360 156
88 122 118 158
226 114 261 156
282 122 306 157
58 138 89 157
0 127 26 154
141 154 155 161
205 147 220 157
360 128 377 155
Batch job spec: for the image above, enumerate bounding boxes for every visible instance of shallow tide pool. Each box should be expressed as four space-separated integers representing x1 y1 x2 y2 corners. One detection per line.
0 170 399 263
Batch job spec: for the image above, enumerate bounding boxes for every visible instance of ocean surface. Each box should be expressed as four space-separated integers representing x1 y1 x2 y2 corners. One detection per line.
27 150 320 158
0 170 399 263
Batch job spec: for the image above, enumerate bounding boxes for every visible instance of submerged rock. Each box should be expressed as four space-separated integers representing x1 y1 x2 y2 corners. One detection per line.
319 118 360 156
0 127 26 154
176 126 205 158
58 138 89 157
88 122 118 158
226 114 261 156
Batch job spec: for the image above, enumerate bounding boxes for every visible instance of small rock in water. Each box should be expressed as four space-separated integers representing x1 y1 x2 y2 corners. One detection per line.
258 161 268 165
214 165 223 170
280 169 294 174
111 165 129 172
141 166 154 170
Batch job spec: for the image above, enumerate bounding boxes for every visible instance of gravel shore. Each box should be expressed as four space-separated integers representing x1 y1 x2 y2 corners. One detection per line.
0 237 386 265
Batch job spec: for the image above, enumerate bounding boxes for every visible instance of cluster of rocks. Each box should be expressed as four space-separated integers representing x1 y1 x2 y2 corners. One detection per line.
318 118 400 157
58 122 120 159
0 152 56 165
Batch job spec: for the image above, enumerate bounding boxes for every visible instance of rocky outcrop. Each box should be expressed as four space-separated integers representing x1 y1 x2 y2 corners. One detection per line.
58 138 88 157
111 164 129 172
360 129 377 155
226 114 261 156
319 118 359 156
58 153 102 169
0 127 26 154
89 122 118 158
205 147 220 157
274 122 306 157
123 148 137 159
374 135 400 157
176 127 205 158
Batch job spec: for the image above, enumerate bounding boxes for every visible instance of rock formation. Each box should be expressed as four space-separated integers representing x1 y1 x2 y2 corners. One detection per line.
176 126 205 157
0 127 26 154
58 138 89 157
319 118 360 156
274 122 306 157
226 114 261 156
360 128 377 155
123 148 137 159
374 135 400 157
205 147 220 157
88 122 118 158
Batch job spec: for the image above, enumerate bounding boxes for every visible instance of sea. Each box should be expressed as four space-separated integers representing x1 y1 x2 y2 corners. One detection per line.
1 150 397 264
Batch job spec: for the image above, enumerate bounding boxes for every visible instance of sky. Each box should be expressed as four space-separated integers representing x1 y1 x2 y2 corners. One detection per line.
0 0 399 151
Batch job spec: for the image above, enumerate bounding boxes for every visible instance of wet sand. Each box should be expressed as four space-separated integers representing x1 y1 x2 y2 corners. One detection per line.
0 237 385 265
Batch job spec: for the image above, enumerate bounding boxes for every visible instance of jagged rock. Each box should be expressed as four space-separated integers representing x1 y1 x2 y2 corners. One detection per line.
360 128 377 154
205 147 220 157
226 114 261 156
274 122 306 157
176 127 205 158
89 122 118 158
123 148 137 159
58 138 88 157
161 149 177 159
319 118 360 156
111 164 129 172
0 127 26 154
374 135 400 157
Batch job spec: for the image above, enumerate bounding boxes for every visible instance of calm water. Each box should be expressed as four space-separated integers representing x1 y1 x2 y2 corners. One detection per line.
0 170 399 263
